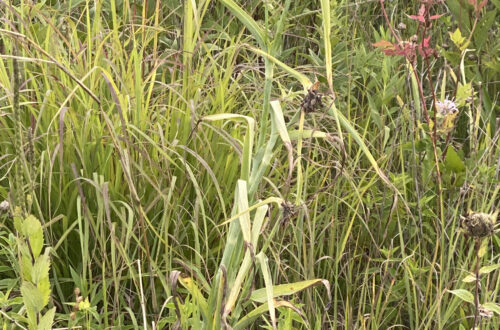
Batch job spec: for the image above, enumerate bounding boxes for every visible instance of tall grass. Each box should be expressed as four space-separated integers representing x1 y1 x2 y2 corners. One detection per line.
0 0 499 329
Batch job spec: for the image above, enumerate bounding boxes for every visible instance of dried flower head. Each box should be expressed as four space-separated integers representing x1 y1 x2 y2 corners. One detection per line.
0 200 9 212
436 99 458 116
460 212 496 239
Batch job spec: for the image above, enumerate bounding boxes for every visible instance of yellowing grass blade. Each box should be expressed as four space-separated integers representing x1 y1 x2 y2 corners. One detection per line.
256 252 276 329
250 278 331 305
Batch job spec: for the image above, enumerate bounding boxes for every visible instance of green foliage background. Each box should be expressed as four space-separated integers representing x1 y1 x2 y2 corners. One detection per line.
0 0 499 328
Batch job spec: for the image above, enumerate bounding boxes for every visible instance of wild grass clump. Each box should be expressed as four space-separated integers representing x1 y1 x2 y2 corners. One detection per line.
0 0 499 328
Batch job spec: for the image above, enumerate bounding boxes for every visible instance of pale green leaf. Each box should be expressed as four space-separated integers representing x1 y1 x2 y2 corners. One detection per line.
448 289 474 304
37 307 56 330
445 147 465 173
20 282 44 314
462 274 476 283
251 279 330 304
22 215 42 237
31 253 51 285
38 276 51 306
479 264 500 275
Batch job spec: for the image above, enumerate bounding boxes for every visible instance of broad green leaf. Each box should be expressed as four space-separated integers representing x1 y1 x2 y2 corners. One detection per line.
479 264 500 275
31 253 51 285
38 276 51 306
29 229 44 259
22 215 42 237
38 307 56 330
482 302 500 316
20 282 44 314
22 215 44 258
22 254 33 281
251 279 330 304
445 147 465 173
456 82 474 107
448 289 474 304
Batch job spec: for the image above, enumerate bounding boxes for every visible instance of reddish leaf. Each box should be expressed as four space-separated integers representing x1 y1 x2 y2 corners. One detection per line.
429 13 445 20
372 40 395 48
408 15 424 22
418 4 426 17
478 0 488 10
418 37 436 58
422 37 431 48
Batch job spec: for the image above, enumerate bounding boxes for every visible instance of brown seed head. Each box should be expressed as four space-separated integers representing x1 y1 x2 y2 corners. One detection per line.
460 212 495 238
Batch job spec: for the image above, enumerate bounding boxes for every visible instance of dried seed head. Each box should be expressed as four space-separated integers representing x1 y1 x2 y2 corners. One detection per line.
70 312 76 321
74 287 81 297
398 22 406 30
479 305 494 318
460 212 496 238
301 82 324 113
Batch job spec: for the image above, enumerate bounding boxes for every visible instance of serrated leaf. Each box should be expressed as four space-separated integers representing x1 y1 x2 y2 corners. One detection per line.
22 215 44 258
449 28 470 51
482 303 500 316
31 253 50 284
38 307 56 330
38 276 51 306
22 254 33 282
22 215 42 237
448 289 474 304
29 229 44 259
20 282 44 314
479 264 500 275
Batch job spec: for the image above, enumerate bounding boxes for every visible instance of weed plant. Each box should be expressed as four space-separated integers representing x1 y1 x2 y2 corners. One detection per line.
0 0 499 329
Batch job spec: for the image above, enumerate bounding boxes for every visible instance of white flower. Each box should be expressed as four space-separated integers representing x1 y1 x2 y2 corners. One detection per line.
0 200 9 211
436 99 458 116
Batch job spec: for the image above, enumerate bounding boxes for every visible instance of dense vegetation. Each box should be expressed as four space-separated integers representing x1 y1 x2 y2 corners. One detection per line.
0 0 499 329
